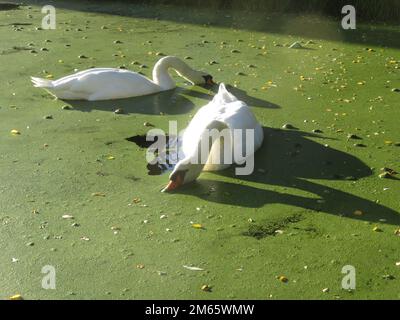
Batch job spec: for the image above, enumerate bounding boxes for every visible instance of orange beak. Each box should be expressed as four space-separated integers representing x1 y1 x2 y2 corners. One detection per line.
206 78 215 85
161 174 184 192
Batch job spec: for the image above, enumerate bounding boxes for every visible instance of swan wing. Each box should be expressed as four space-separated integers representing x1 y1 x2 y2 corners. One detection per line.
181 85 264 171
44 68 160 100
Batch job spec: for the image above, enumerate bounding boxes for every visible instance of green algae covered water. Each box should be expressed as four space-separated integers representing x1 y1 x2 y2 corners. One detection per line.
0 0 399 299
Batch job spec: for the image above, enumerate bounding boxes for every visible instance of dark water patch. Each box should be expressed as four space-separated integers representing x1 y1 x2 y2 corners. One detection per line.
10 22 32 26
127 134 176 175
292 225 320 238
1 46 32 55
96 171 109 177
125 175 140 181
243 214 302 239
126 135 154 149
147 162 173 176
0 3 19 10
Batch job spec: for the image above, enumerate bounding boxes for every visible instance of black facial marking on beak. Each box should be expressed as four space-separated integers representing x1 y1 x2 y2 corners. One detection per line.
202 75 215 86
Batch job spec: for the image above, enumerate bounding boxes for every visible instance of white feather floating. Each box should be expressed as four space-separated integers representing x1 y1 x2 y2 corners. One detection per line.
183 265 204 271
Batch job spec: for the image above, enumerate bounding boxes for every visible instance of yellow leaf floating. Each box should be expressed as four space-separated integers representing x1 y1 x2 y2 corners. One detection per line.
91 192 106 197
9 294 23 300
201 284 211 292
10 129 20 135
277 275 288 283
107 156 115 160
192 223 203 229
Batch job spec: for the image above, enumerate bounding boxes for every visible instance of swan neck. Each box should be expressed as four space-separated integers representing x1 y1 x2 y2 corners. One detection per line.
186 120 226 165
152 56 197 90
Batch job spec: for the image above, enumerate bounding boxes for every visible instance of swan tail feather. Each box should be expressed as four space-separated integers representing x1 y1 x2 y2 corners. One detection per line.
31 77 54 88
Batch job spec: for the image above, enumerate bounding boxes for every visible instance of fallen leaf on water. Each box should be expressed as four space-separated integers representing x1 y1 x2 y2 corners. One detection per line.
9 294 23 300
80 236 90 241
289 42 303 49
107 156 115 160
183 265 204 271
62 214 74 219
10 129 20 135
379 172 391 179
192 223 204 229
201 284 212 292
91 192 106 197
277 275 288 283
136 264 145 269
132 198 141 204
381 167 397 175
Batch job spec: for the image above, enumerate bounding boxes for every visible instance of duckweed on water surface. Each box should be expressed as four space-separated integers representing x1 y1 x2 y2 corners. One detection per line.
0 1 399 300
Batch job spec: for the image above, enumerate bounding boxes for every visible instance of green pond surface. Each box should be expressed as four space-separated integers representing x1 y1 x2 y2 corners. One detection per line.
0 0 399 300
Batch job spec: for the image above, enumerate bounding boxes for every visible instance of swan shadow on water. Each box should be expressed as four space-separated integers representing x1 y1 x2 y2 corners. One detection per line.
62 86 197 115
63 83 280 115
173 127 400 225
183 83 281 109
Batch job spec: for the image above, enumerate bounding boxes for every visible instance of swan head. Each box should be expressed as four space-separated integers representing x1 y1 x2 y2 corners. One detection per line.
154 56 215 87
201 74 215 86
187 72 215 86
161 161 204 192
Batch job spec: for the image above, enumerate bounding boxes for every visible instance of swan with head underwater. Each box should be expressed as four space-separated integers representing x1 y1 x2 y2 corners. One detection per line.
31 56 214 101
162 83 264 192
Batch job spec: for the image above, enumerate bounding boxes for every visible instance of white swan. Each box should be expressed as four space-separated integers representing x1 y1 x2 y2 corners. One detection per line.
162 83 264 192
31 56 214 101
